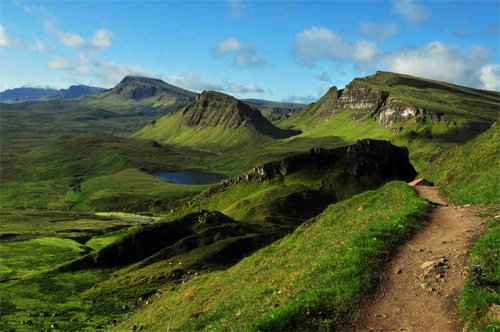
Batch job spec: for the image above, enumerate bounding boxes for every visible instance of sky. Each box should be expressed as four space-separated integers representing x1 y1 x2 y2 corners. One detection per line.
0 0 499 103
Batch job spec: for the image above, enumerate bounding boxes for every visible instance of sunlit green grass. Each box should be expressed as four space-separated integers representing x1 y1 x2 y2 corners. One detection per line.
423 125 499 205
458 219 500 331
117 182 430 331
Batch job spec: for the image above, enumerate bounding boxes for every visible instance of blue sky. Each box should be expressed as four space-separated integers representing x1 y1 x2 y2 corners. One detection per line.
0 0 499 102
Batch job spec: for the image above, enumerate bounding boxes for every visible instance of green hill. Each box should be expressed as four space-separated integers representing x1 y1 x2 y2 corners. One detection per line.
135 90 298 150
278 71 499 170
115 181 430 331
422 124 499 204
0 134 208 211
0 76 197 153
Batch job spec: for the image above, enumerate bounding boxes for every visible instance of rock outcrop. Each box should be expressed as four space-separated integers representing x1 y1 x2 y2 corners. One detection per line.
378 97 442 127
201 139 417 197
333 81 389 116
306 72 459 127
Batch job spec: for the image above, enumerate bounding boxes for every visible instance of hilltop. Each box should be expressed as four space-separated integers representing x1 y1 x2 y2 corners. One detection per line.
135 90 298 150
280 71 499 170
285 71 499 130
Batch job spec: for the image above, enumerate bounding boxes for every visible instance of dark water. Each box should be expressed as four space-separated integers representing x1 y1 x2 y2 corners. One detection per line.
154 171 228 185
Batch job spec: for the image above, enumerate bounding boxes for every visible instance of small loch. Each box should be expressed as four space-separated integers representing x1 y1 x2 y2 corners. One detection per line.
154 171 228 185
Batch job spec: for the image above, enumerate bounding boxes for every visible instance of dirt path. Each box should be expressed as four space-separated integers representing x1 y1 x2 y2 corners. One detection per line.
354 184 488 332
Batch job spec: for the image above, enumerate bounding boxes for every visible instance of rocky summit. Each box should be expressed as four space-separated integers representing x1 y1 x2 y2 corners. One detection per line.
182 90 273 129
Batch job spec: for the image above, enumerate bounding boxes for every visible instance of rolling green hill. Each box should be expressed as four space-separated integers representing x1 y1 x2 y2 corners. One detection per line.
277 71 499 170
0 139 419 331
0 76 197 154
115 181 430 331
0 134 209 211
135 90 298 150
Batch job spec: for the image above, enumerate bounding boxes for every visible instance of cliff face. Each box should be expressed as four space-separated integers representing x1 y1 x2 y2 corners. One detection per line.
201 139 416 197
378 97 441 127
333 82 389 116
305 72 455 127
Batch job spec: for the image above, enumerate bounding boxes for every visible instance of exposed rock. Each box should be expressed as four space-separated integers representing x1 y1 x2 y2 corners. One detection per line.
315 86 341 117
409 178 434 187
333 81 389 115
378 97 441 127
201 139 416 197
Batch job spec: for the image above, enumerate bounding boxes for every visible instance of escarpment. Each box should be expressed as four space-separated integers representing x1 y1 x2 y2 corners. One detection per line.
200 139 417 198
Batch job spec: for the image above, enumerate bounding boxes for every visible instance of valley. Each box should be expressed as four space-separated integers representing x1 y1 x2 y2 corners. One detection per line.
0 71 498 331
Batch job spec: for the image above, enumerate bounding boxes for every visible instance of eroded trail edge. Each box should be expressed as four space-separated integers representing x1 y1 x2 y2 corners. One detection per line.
355 184 488 332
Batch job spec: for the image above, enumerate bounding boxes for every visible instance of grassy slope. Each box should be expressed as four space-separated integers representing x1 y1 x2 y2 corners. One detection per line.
278 72 499 172
422 124 499 205
135 110 275 150
421 125 499 330
458 219 500 331
0 211 144 331
74 168 207 212
0 134 209 211
118 182 430 331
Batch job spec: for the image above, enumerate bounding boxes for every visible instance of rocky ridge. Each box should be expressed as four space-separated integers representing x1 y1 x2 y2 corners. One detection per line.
200 139 417 198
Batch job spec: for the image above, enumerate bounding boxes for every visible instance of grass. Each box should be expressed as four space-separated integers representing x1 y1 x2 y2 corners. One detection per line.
422 124 499 205
72 168 207 212
0 237 89 280
116 181 430 331
0 210 143 331
458 219 500 331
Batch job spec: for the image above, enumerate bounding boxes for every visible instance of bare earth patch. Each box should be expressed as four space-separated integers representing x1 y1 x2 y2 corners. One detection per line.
354 184 489 331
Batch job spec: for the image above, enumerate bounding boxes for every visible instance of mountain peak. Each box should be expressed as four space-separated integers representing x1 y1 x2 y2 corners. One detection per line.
183 90 265 129
111 75 196 100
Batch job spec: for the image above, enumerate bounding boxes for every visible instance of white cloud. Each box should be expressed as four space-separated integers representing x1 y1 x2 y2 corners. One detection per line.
234 54 267 67
359 22 398 39
48 57 72 70
282 94 317 104
392 0 430 23
226 82 264 93
56 30 85 48
91 29 114 48
212 37 267 68
228 0 243 19
100 62 152 84
294 27 377 65
318 72 331 82
46 53 152 86
386 41 492 88
479 64 500 91
45 22 113 49
0 25 27 48
212 37 253 57
163 72 225 92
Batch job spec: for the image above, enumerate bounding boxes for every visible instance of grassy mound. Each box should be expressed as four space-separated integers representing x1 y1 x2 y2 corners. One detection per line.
458 219 500 331
117 182 430 331
422 124 499 204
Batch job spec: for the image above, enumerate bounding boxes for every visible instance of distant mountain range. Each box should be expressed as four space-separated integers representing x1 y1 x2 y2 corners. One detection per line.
0 85 105 102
